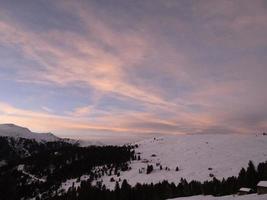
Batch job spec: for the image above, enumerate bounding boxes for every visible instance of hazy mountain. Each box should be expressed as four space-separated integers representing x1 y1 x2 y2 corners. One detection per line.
0 124 61 142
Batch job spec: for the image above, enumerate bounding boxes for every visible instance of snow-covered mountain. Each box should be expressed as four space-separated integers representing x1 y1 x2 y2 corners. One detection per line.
0 124 102 146
0 123 61 142
0 124 80 163
97 133 267 189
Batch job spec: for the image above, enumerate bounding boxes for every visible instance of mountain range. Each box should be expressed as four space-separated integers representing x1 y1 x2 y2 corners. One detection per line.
0 124 267 200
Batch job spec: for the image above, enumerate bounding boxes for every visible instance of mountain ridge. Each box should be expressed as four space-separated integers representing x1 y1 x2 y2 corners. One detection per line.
0 123 104 147
0 123 61 142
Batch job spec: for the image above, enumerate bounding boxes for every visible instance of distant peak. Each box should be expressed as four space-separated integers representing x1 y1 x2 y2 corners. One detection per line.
0 123 31 131
0 123 60 142
1 123 17 127
1 123 26 128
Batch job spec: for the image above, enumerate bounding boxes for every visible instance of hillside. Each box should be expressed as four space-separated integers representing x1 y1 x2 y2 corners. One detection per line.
1 125 267 200
97 133 267 189
168 194 267 200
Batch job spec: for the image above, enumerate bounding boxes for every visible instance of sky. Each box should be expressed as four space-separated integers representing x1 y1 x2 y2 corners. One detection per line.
0 0 267 143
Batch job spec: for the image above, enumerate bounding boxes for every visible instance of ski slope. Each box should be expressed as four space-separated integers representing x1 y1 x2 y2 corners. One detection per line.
98 133 267 189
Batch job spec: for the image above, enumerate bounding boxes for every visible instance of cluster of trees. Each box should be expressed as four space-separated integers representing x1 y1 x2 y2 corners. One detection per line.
22 145 135 180
51 160 267 200
0 140 136 200
0 136 75 164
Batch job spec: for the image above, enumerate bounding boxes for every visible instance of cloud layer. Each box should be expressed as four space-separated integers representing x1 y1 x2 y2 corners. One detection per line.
0 0 267 142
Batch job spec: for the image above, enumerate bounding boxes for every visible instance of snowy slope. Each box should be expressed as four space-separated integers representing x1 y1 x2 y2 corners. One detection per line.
0 124 60 142
98 133 267 189
168 194 267 200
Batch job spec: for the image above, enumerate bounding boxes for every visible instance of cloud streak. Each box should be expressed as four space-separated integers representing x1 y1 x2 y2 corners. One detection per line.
0 0 267 141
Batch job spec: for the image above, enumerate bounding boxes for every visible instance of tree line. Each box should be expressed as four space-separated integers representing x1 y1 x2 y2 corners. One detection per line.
51 160 267 200
0 141 136 200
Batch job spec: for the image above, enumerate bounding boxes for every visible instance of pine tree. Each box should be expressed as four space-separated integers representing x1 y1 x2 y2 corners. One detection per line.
146 165 153 174
257 162 267 180
115 181 120 200
246 160 258 189
237 168 247 187
121 180 131 200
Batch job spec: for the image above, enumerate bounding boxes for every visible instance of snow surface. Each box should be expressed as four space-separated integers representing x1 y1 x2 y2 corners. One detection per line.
58 166 107 193
59 175 90 193
257 181 267 187
238 188 251 192
168 194 267 200
97 134 267 189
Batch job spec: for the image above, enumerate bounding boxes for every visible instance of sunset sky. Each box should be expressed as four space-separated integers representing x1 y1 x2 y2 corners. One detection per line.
0 0 267 142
